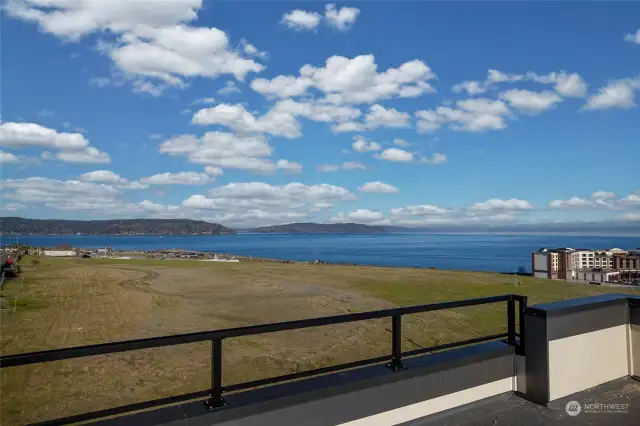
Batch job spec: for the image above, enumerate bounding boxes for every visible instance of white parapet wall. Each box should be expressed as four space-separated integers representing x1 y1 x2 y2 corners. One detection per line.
336 377 513 426
523 294 635 404
548 325 628 400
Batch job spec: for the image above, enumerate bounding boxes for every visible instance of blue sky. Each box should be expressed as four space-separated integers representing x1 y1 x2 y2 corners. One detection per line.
1 1 639 229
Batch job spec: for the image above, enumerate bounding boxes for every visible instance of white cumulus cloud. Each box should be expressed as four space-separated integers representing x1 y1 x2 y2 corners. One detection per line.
56 147 111 164
363 104 411 128
0 202 26 212
416 98 511 133
420 153 448 165
281 4 360 32
204 166 224 176
499 89 563 114
218 81 241 96
525 72 588 97
191 97 216 105
0 122 88 149
329 209 384 223
251 76 313 99
317 161 366 172
324 4 360 31
469 198 533 213
160 132 295 174
140 171 212 185
333 104 410 132
270 99 362 123
624 29 640 44
452 69 587 98
379 148 414 162
393 138 411 147
6 0 265 95
251 55 436 105
0 122 110 164
583 77 640 111
359 181 399 194
548 191 639 210
79 170 128 184
281 10 322 31
351 136 381 153
182 182 356 226
0 151 19 164
276 159 303 174
192 103 301 138
1 177 124 212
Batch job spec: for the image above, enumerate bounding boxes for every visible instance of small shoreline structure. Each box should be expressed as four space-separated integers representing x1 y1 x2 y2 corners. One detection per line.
198 255 239 263
1 243 333 265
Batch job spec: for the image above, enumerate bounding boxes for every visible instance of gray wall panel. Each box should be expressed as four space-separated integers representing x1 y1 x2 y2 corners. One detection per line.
524 314 549 404
630 305 640 327
546 303 628 341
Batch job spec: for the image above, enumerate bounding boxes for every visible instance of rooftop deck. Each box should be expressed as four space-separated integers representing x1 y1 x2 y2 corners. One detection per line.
3 294 639 426
410 378 639 426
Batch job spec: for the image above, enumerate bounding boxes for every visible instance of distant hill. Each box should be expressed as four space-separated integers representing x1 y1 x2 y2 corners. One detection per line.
249 223 388 234
0 217 235 236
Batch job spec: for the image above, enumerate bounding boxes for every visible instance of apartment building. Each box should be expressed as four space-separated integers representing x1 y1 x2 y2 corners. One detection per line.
575 249 616 269
532 247 629 282
532 247 579 279
532 248 554 279
613 250 640 270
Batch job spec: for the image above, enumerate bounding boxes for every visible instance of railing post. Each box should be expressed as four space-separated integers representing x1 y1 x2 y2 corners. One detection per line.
387 314 406 371
206 338 227 410
516 296 527 355
507 297 516 347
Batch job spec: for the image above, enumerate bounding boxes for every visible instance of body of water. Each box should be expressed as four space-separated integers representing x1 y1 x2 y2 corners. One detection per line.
6 233 640 273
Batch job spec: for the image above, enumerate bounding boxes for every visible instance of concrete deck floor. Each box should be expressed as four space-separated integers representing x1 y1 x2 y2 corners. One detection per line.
405 378 640 426
95 377 639 426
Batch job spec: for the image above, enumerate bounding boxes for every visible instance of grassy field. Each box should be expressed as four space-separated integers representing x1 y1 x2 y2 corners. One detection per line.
1 256 638 425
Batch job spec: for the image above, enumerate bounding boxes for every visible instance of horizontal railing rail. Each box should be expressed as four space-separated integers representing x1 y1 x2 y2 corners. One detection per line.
0 293 527 425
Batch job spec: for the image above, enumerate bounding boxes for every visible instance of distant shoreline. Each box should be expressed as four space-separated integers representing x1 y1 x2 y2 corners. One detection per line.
61 248 537 275
5 234 637 274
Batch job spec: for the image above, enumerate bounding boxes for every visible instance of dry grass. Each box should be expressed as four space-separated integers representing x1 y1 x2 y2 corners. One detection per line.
1 257 637 425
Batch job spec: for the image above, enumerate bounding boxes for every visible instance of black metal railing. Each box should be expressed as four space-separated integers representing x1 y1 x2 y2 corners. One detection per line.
0 294 527 425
